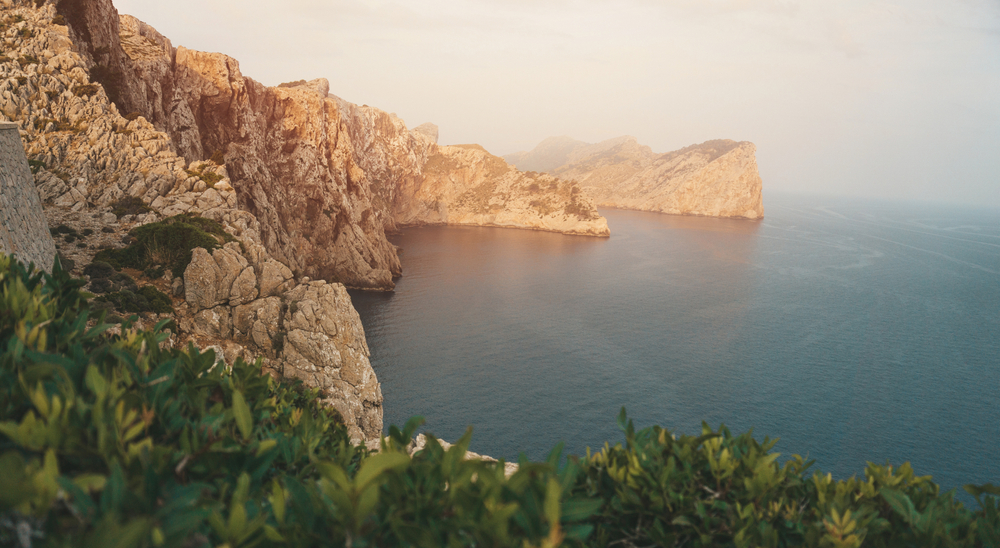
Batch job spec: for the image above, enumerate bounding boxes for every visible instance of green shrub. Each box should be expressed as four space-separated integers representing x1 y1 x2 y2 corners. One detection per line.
27 159 46 174
93 214 232 277
1 254 998 548
72 84 100 97
51 14 65 26
109 196 151 218
210 149 226 165
95 285 173 314
185 166 224 188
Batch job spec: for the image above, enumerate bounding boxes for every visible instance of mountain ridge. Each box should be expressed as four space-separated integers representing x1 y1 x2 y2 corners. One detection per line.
505 136 764 219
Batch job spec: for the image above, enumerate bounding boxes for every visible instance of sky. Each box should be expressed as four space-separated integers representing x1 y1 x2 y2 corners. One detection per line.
114 0 1000 208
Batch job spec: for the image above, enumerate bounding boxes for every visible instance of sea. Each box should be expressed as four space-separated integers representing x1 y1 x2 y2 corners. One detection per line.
348 191 1000 497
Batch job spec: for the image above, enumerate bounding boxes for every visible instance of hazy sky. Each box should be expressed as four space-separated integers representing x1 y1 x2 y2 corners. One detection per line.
115 0 1000 207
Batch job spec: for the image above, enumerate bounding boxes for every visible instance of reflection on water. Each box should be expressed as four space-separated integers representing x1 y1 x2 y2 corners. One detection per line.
350 193 1000 496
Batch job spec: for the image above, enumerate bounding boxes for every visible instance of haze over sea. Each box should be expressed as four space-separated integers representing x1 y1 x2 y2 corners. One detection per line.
349 192 999 494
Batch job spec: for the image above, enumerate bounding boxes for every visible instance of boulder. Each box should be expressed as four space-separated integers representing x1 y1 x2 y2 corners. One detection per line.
278 281 382 444
184 243 257 310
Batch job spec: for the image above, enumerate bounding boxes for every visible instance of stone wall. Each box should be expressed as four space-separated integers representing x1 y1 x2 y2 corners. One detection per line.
0 122 56 271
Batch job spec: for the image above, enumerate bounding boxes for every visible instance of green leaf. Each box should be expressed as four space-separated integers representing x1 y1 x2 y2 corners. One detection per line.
353 452 409 492
232 389 252 440
561 498 603 522
880 487 919 525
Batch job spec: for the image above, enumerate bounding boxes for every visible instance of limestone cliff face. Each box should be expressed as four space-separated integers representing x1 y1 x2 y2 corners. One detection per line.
0 1 382 443
54 3 606 287
0 122 56 271
395 144 609 236
506 137 764 219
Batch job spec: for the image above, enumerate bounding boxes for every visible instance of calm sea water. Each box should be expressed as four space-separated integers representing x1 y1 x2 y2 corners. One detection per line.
349 192 1000 494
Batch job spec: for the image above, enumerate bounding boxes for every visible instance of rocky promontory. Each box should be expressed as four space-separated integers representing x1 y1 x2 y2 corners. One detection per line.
395 143 609 236
506 136 765 219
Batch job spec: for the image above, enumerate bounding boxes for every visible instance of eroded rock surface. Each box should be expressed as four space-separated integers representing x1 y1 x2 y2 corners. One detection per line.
396 144 609 236
1 1 384 443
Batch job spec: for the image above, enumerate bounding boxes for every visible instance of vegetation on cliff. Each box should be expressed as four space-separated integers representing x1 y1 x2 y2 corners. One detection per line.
2 254 999 547
93 213 233 277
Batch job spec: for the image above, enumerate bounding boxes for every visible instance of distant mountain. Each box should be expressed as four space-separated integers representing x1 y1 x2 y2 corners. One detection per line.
505 136 764 219
502 136 588 173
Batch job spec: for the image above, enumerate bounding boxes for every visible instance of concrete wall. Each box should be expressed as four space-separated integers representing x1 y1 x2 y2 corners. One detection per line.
0 122 56 271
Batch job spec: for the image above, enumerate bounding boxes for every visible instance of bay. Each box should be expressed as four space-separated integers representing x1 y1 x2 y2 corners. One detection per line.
349 191 1000 494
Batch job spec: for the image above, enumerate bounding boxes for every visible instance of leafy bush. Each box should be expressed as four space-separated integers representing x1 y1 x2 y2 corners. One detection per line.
185 166 224 187
209 149 226 165
51 14 65 26
95 285 173 314
72 84 100 98
109 196 151 218
1 254 998 548
93 214 232 277
27 159 45 174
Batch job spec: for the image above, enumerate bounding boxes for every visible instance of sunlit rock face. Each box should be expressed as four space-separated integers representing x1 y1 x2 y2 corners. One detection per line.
5 0 385 443
506 137 765 219
62 5 608 287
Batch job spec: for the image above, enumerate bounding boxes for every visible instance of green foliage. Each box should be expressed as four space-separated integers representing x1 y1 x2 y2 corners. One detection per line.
51 14 65 26
18 55 39 67
185 165 224 187
72 84 100 98
209 149 226 165
571 408 1000 547
27 159 46 174
1 254 997 547
94 214 230 278
109 196 151 218
95 285 173 315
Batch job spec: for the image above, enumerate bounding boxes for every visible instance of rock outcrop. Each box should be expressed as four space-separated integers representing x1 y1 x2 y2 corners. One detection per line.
506 137 765 219
395 144 609 236
0 122 56 270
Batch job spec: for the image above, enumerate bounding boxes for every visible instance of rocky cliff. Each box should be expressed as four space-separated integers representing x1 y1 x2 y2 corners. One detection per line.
505 136 764 219
48 0 606 291
394 144 610 236
1 0 610 442
0 1 382 443
0 121 56 270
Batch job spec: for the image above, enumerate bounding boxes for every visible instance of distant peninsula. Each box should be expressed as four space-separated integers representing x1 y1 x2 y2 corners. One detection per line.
505 136 764 219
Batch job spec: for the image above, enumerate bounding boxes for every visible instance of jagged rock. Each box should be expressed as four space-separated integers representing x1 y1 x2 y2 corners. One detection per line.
259 258 294 297
184 243 257 310
178 306 232 339
277 281 382 443
232 296 283 358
